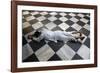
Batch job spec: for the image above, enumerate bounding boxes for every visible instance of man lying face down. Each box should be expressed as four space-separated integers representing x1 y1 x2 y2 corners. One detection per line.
28 28 85 43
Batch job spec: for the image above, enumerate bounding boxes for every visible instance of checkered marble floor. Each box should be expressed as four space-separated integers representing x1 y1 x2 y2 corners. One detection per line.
22 10 90 62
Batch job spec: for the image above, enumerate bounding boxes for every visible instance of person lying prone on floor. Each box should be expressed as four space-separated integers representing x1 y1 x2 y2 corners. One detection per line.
28 28 85 43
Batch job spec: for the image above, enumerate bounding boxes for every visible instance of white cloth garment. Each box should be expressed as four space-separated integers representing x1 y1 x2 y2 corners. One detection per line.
36 28 77 43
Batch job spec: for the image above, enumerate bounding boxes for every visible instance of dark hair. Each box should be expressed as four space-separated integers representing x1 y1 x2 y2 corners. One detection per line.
32 31 41 38
80 37 85 41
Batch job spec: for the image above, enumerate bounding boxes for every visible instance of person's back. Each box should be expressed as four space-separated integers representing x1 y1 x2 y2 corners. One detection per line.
41 29 55 41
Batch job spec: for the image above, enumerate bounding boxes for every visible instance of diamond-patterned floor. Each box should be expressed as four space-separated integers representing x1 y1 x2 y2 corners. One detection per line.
22 10 90 62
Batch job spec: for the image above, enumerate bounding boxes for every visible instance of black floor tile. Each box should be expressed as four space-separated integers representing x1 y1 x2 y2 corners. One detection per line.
67 42 82 52
48 41 64 52
72 54 83 60
22 36 27 45
48 54 62 61
84 37 90 48
29 39 46 52
23 53 39 62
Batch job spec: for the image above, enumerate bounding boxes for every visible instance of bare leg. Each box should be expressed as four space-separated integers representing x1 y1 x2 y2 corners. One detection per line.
72 31 82 37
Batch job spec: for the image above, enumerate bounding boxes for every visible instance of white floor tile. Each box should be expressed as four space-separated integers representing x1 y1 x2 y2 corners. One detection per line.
50 12 58 15
40 12 48 15
45 22 57 30
22 44 34 60
22 22 31 29
59 12 66 16
30 11 40 15
77 45 90 59
26 16 35 21
71 23 82 31
48 16 57 21
80 18 89 23
69 13 76 16
58 23 69 30
22 11 29 15
35 44 55 61
57 44 76 60
37 16 46 21
83 24 90 31
70 17 78 22
77 13 84 17
59 17 68 22
32 22 43 29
